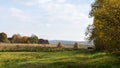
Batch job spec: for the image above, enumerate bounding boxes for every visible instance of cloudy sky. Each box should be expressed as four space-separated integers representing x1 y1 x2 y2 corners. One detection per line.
0 0 94 41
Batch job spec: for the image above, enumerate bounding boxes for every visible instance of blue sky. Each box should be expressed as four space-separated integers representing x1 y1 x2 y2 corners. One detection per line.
0 0 94 41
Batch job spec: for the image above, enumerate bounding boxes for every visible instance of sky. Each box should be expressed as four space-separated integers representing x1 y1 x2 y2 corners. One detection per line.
0 0 94 41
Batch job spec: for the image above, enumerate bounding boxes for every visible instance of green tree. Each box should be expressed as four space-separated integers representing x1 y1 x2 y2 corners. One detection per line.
0 32 9 43
86 0 120 52
29 34 39 44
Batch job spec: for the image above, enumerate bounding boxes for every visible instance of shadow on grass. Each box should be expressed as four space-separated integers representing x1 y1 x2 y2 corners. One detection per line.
21 61 120 68
22 62 83 68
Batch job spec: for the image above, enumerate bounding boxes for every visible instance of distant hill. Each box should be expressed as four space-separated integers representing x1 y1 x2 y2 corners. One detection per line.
49 40 94 46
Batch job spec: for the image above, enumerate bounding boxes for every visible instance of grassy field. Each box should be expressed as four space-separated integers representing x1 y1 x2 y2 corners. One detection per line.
0 50 120 68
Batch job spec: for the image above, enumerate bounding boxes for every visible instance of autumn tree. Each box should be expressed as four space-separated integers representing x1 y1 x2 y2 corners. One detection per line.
0 32 9 43
21 36 29 43
86 0 120 52
11 34 22 43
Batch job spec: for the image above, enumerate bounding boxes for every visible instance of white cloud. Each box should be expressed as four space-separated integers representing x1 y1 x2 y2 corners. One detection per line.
38 0 66 4
46 23 52 27
0 7 3 13
38 0 89 24
12 0 38 6
9 0 92 25
10 8 32 22
55 0 66 3
0 7 31 22
10 0 91 24
38 0 52 4
10 8 24 15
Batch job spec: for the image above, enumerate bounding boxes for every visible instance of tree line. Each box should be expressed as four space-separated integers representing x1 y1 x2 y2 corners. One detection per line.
0 32 49 44
86 0 120 54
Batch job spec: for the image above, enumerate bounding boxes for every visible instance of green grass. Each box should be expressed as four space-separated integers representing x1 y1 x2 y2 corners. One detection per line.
0 50 120 68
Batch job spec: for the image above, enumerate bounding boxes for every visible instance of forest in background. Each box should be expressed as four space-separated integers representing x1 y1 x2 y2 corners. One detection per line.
0 32 49 44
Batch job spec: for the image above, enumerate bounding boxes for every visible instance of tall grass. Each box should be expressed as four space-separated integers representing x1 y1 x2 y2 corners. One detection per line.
0 44 90 52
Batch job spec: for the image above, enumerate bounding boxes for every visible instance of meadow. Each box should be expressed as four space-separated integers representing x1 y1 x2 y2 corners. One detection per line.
0 44 120 68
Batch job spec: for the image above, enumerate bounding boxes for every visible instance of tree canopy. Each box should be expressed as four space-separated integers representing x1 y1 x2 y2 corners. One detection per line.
86 0 120 52
0 32 9 43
